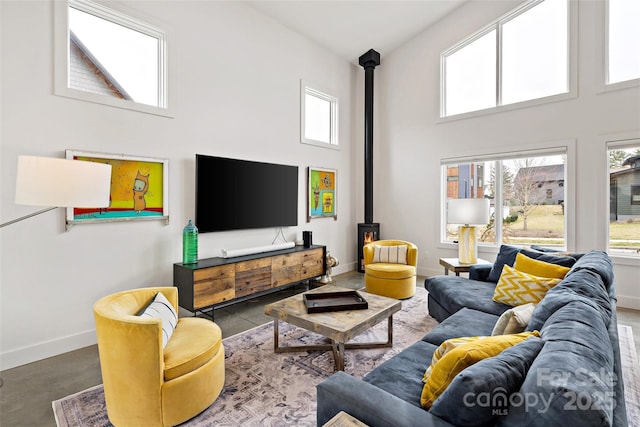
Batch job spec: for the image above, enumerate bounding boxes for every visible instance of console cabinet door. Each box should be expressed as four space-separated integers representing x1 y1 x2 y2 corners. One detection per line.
271 253 302 287
193 265 235 309
235 258 271 297
300 247 325 279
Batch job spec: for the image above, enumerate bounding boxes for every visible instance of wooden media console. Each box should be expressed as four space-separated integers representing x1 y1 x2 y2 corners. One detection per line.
173 245 326 316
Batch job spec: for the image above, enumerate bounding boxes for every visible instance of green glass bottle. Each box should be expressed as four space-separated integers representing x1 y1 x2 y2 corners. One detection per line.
182 220 198 264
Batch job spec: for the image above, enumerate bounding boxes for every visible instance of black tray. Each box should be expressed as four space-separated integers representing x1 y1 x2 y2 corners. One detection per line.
303 290 368 313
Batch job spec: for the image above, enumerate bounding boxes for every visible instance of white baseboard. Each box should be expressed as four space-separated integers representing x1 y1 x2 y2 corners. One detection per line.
617 295 640 311
0 330 97 371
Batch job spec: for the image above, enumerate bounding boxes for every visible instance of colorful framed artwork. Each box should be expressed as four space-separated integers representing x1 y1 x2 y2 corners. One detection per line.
308 167 337 221
65 150 169 227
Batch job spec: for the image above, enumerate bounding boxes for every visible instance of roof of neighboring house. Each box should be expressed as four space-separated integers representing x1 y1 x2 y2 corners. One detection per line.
622 155 640 168
69 31 132 101
514 164 564 184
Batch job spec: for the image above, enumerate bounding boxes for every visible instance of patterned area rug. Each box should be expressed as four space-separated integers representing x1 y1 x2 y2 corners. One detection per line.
618 324 640 426
53 287 437 427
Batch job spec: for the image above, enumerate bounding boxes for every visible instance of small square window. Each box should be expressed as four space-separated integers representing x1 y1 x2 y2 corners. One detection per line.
55 0 168 115
301 81 338 148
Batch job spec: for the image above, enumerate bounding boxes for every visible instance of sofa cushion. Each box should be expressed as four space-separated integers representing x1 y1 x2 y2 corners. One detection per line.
163 317 223 381
493 265 561 306
565 250 614 291
425 276 511 317
513 253 570 279
530 245 585 260
373 244 408 264
491 303 536 335
423 308 499 346
430 336 544 427
363 340 437 408
486 245 577 283
502 301 615 426
420 331 540 409
527 268 611 332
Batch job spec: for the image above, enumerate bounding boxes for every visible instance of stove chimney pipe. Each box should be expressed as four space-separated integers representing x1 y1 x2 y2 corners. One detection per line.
359 49 380 225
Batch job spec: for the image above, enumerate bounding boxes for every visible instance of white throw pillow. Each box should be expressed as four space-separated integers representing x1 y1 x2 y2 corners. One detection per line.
372 245 408 264
139 292 178 348
491 303 536 336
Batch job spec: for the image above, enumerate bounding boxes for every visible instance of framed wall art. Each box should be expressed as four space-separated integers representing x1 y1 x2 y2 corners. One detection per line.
65 150 169 227
308 167 337 221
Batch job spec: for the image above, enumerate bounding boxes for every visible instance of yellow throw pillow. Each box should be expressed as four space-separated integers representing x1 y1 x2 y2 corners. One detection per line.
422 335 486 382
420 331 540 409
513 252 570 279
492 265 562 307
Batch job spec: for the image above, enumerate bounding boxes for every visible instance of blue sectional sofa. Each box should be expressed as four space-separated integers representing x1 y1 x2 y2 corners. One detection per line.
316 248 627 427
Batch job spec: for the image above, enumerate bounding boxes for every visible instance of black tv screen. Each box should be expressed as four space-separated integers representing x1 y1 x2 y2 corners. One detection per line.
195 155 298 233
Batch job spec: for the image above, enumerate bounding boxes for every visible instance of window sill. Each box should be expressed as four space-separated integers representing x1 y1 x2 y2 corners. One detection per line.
55 87 174 118
609 253 640 267
438 91 577 124
300 139 340 151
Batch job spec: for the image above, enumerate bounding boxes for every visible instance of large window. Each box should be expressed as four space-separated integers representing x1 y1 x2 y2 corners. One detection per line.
442 0 569 117
608 141 640 257
607 0 640 85
443 150 567 249
300 81 339 148
55 0 168 114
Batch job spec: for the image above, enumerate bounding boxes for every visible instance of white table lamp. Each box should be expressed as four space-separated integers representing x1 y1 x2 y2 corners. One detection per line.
1 155 112 228
447 198 490 264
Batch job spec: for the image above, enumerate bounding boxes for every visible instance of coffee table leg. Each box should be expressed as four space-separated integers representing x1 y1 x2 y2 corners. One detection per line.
273 320 279 352
331 341 345 371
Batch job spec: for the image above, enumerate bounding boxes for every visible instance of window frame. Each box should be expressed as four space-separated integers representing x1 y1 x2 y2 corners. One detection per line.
440 0 577 121
606 136 640 260
439 140 576 253
601 0 640 92
300 80 339 150
54 0 171 117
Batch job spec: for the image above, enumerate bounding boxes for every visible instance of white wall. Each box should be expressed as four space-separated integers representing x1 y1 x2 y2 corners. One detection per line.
375 1 640 307
0 0 358 369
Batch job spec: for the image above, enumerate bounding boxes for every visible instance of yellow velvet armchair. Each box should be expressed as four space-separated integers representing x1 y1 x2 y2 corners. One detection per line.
364 240 418 299
93 287 225 427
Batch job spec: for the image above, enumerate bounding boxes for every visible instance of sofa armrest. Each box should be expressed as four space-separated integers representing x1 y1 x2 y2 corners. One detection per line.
316 372 453 427
469 264 492 281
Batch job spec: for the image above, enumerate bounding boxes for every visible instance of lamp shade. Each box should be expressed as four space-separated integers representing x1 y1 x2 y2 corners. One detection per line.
15 156 112 208
447 198 490 225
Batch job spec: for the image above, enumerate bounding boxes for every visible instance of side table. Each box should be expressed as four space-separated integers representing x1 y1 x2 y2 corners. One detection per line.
439 258 491 276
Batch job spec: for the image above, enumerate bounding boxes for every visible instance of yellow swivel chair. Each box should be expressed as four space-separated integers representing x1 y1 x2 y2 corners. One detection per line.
93 287 225 427
364 240 418 299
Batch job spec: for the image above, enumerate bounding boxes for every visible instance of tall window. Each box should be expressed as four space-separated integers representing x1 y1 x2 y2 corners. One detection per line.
607 0 640 85
56 0 167 112
301 81 339 148
608 141 640 257
442 0 569 117
443 151 567 249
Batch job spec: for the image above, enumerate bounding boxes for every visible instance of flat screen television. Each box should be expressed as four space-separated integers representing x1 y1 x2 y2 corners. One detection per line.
195 154 298 233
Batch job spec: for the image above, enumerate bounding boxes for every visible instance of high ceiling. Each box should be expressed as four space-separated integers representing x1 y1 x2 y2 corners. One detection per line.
245 1 467 63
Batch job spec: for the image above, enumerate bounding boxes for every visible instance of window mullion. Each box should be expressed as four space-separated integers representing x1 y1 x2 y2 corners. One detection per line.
495 161 504 245
496 23 502 107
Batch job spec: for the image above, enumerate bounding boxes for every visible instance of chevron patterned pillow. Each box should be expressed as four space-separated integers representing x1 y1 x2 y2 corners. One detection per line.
492 265 562 306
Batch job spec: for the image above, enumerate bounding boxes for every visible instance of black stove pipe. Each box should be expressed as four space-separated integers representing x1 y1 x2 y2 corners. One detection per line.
358 49 380 225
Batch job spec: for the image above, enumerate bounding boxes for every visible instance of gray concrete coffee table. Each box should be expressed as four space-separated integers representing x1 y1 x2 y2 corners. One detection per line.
264 285 401 371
